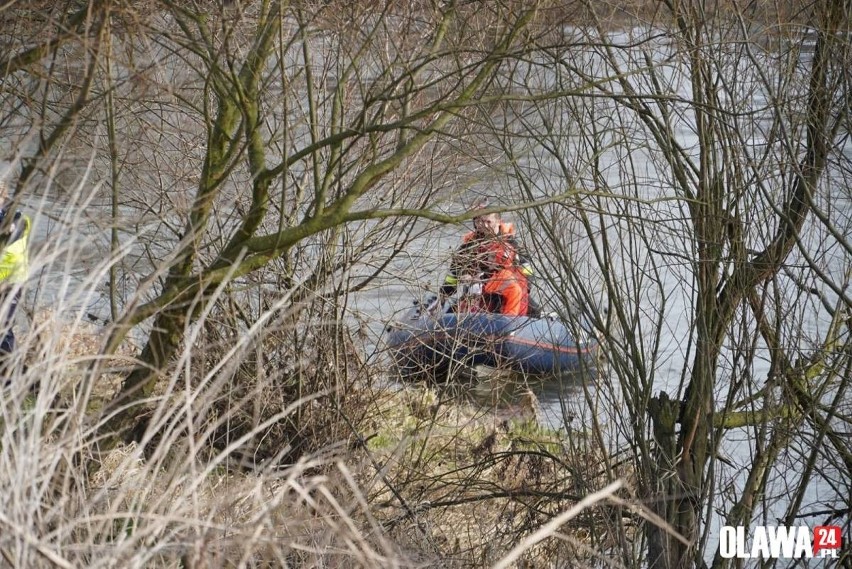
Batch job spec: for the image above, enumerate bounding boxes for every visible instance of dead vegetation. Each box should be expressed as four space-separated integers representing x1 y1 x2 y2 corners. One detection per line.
355 382 627 566
1 307 628 567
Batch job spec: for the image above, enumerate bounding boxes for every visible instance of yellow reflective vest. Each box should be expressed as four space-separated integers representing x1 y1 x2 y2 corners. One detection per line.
0 214 30 284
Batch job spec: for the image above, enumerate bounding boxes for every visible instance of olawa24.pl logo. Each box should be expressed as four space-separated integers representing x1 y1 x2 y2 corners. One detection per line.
719 525 842 559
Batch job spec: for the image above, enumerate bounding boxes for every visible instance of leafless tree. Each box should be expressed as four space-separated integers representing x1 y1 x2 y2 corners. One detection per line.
492 1 851 567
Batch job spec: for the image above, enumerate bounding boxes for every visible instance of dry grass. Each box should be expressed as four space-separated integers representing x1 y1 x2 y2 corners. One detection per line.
357 382 621 567
2 308 410 567
0 301 626 568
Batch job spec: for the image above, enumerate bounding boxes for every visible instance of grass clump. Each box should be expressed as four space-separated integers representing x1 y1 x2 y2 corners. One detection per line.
355 382 618 567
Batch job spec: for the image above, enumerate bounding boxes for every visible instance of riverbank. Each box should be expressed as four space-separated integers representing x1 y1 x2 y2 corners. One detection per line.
357 381 619 566
2 317 624 567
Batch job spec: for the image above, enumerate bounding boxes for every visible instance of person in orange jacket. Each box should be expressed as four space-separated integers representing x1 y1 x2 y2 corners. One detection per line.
439 209 533 316
482 264 529 316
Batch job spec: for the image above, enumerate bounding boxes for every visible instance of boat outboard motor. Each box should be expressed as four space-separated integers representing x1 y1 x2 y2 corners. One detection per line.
420 294 442 317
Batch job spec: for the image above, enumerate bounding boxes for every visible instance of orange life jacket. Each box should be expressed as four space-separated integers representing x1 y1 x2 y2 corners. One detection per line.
483 266 529 316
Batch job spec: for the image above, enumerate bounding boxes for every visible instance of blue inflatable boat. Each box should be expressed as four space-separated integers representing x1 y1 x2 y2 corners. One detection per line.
385 297 601 379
